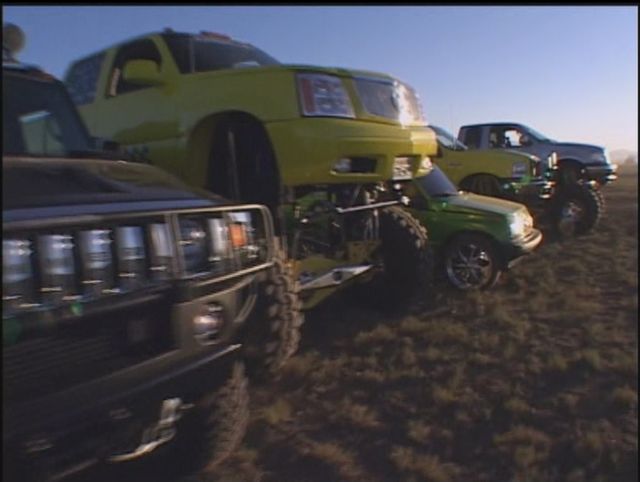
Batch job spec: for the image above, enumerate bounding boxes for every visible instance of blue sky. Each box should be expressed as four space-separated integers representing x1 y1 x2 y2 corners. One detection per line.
3 5 638 153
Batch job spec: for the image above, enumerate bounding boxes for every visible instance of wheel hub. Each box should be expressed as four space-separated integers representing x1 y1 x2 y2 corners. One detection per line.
446 244 493 289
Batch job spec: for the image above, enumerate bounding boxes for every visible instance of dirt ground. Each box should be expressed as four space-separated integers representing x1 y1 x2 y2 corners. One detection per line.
207 165 638 482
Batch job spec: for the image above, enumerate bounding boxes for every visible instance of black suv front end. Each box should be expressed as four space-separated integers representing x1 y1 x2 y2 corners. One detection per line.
2 157 275 481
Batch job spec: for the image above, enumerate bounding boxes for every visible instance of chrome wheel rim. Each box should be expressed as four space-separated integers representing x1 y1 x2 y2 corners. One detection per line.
558 200 584 237
446 242 494 290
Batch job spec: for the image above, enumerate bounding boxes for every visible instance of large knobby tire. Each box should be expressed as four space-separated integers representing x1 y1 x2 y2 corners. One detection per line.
443 233 501 290
376 205 432 304
196 361 250 474
166 362 249 479
462 174 502 197
551 184 603 238
242 249 303 380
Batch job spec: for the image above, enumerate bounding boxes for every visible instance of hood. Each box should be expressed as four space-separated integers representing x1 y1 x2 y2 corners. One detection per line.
549 141 604 153
456 147 537 162
552 142 604 151
3 156 227 221
441 192 525 217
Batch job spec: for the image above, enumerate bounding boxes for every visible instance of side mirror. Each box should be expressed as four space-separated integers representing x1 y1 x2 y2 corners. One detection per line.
122 59 165 86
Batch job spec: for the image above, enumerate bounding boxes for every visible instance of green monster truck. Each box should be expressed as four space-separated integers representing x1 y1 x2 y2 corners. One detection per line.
65 29 438 309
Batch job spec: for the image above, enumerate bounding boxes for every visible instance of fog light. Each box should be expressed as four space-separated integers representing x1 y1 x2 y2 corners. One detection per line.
193 303 224 344
333 158 352 173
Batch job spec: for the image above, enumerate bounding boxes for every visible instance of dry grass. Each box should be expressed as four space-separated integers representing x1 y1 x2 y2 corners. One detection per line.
204 166 637 482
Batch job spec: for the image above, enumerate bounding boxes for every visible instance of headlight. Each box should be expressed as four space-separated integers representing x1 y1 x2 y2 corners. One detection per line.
38 234 78 304
591 150 608 163
297 73 355 118
116 226 147 290
149 223 173 280
509 210 533 238
228 210 268 267
3 239 36 313
79 229 114 296
512 161 528 178
179 218 209 275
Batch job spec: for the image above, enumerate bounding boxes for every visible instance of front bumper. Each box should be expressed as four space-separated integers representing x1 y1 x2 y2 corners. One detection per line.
501 228 543 269
266 118 438 186
3 346 241 481
584 163 618 185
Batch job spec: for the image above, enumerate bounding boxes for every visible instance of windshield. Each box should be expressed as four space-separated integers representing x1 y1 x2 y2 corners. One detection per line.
164 34 280 73
431 125 467 150
3 72 93 157
415 165 459 197
523 125 555 143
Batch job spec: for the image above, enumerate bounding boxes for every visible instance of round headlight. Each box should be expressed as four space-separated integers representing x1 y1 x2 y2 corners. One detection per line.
193 303 225 344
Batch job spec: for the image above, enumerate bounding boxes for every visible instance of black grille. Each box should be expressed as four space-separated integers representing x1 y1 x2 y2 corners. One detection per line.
3 293 174 404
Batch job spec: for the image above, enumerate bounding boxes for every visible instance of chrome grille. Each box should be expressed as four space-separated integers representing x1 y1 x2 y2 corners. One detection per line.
354 77 425 124
3 205 272 318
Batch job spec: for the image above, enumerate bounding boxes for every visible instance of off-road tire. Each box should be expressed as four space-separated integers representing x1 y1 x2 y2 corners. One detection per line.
551 183 603 238
443 233 501 290
462 174 502 197
242 248 303 379
375 205 432 304
166 362 249 479
197 361 250 473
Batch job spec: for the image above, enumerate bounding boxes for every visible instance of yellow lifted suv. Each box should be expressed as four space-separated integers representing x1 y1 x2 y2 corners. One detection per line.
65 29 438 309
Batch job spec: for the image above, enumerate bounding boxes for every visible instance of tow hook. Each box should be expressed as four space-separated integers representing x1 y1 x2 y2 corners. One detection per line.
107 398 193 463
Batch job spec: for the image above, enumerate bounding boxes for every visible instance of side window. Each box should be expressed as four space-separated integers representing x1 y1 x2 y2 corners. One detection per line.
489 126 514 148
65 53 106 105
503 128 526 148
463 127 482 149
108 39 162 97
